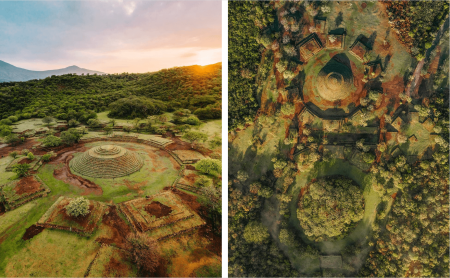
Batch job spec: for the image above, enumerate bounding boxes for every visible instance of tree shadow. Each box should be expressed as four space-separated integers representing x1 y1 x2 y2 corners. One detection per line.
335 11 344 28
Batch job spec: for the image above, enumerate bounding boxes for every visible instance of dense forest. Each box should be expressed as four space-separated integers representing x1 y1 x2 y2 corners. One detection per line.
228 1 275 130
0 63 221 121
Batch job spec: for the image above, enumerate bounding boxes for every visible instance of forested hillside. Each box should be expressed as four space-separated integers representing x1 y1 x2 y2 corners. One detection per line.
0 63 221 121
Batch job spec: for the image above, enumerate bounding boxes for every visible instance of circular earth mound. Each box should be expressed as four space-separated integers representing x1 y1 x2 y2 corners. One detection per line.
316 58 354 101
70 145 144 178
297 176 364 242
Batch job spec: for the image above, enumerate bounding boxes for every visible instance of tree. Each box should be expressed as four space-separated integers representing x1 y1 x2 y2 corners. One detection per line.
194 176 214 187
5 134 20 145
12 163 30 177
123 125 133 133
42 135 62 147
60 128 82 145
66 197 90 217
42 116 54 126
9 151 18 158
68 119 79 127
104 124 113 135
87 118 101 128
198 185 222 233
127 233 161 276
109 119 116 127
243 221 270 244
27 152 35 160
195 158 222 176
0 125 13 137
182 131 208 149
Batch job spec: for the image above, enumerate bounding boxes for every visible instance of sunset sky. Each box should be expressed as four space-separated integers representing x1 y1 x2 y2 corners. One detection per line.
0 0 221 73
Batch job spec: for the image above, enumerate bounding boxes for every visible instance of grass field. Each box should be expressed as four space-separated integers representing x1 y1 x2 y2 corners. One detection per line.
11 118 47 133
0 156 16 185
87 245 137 277
4 229 100 277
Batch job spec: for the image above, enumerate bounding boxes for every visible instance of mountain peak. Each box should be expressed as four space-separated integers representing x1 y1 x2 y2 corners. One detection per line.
0 60 105 82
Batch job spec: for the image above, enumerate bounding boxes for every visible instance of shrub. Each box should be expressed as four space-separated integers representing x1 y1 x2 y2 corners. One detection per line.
66 197 90 217
104 125 113 135
243 221 270 243
5 134 20 145
21 149 30 155
27 152 35 160
68 119 80 127
0 125 13 137
182 131 208 148
42 135 62 147
195 158 222 176
60 128 82 145
9 151 18 158
194 176 214 187
127 233 161 276
87 118 101 128
7 116 18 122
12 163 30 177
209 136 221 149
123 125 133 133
184 115 201 126
42 153 52 162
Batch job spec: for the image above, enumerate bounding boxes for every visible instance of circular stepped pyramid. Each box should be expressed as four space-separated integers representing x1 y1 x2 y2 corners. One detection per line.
316 57 354 102
70 145 144 179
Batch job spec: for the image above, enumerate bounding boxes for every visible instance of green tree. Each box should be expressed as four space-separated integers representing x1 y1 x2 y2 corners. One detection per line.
195 158 222 176
104 124 113 135
5 134 20 145
243 221 270 244
42 116 54 126
0 125 13 137
27 152 35 160
182 131 208 149
66 197 90 217
12 163 31 177
42 135 62 147
60 128 82 145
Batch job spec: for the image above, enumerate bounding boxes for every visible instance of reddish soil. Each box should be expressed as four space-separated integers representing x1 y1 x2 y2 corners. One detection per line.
379 75 404 116
96 206 132 250
102 255 129 277
391 192 398 200
0 138 46 157
165 136 213 158
17 158 33 165
123 180 147 195
53 153 102 196
22 224 45 241
361 2 367 9
185 165 196 171
14 175 42 195
145 201 172 218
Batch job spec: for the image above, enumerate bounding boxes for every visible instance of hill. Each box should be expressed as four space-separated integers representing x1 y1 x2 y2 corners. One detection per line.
0 63 221 121
0 60 105 83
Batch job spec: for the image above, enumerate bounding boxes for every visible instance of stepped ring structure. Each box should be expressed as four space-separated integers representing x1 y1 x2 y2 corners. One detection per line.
70 145 144 178
316 56 354 102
